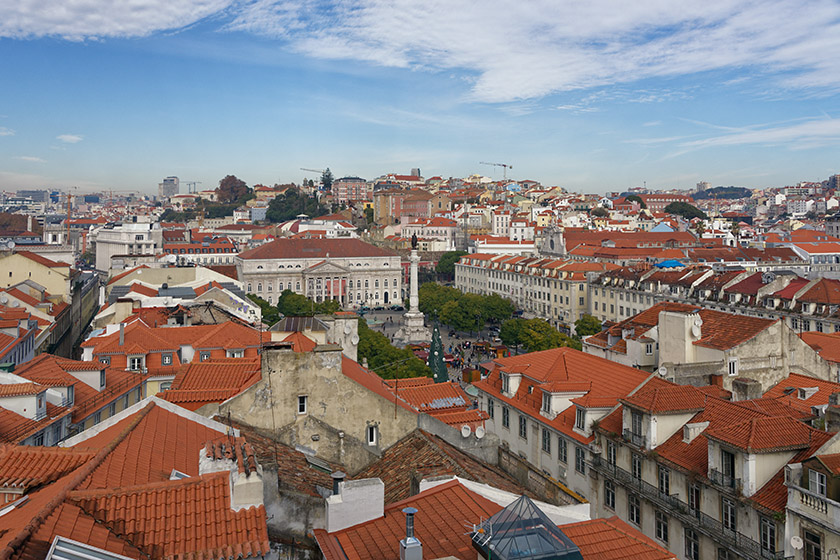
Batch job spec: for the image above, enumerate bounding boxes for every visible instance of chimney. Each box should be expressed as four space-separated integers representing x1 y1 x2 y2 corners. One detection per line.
400 507 422 560
331 470 346 495
119 322 125 346
326 478 384 533
826 393 840 433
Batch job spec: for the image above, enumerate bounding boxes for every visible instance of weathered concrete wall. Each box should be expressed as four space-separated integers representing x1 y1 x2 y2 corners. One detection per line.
417 413 500 466
497 446 583 506
220 344 418 473
262 464 323 557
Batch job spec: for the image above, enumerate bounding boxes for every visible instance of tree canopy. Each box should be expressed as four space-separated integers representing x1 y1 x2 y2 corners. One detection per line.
217 175 249 204
418 283 515 331
321 168 334 190
358 319 432 379
418 282 461 319
664 201 708 220
626 194 647 208
276 289 340 316
435 251 467 277
266 189 329 223
574 314 603 337
590 206 609 217
248 294 281 325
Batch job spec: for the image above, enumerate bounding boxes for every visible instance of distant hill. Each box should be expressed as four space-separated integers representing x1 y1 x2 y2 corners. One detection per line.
694 186 752 200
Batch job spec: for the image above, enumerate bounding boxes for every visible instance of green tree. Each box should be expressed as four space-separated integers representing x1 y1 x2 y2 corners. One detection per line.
519 319 582 352
590 206 609 217
574 314 602 337
357 319 432 379
266 189 329 223
435 251 468 277
483 293 515 324
247 294 281 325
440 294 484 334
500 318 526 351
217 175 249 204
276 289 340 316
363 206 374 226
418 282 461 319
321 168 334 190
626 194 647 208
664 201 708 220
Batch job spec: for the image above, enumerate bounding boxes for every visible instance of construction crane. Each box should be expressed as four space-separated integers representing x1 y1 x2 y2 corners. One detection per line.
300 167 326 174
182 181 202 194
479 162 513 181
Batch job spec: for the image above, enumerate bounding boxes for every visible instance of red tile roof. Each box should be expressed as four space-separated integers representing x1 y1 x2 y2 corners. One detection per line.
799 331 840 363
704 416 817 452
0 382 45 397
238 238 396 260
621 385 707 414
161 358 261 411
0 445 95 490
762 372 840 413
69 472 269 560
15 251 69 268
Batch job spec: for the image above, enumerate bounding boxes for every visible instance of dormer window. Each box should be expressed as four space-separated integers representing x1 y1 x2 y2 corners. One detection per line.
541 392 551 413
128 357 142 372
575 407 585 430
99 356 110 366
631 410 642 436
99 370 106 387
502 373 510 393
809 469 827 496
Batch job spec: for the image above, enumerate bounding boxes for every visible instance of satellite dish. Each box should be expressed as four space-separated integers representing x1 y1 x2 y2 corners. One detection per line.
790 536 803 551
475 426 486 439
657 366 668 377
0 296 6 304
344 324 352 334
691 324 702 338
694 317 703 327
461 425 472 438
351 334 360 345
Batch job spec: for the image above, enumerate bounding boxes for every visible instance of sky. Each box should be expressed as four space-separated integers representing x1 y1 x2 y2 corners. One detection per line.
1 0 840 195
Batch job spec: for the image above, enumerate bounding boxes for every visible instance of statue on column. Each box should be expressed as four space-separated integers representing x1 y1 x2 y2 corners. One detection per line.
393 236 431 347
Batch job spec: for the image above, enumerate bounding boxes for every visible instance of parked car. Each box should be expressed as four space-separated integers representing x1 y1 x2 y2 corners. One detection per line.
390 305 404 311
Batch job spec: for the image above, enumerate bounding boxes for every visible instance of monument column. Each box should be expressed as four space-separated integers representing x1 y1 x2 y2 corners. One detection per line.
394 235 431 346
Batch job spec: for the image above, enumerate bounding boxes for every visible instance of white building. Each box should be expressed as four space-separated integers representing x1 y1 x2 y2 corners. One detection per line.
93 221 162 273
236 238 402 307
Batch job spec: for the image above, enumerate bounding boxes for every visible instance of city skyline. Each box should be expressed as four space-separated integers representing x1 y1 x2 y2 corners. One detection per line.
1 0 840 194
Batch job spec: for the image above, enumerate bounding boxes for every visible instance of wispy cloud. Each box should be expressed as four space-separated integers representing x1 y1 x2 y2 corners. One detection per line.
14 155 45 163
643 121 662 127
56 134 83 144
0 0 233 40
681 118 840 150
0 127 14 136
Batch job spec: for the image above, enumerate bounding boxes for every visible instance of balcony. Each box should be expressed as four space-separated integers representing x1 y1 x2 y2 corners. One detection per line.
591 457 783 560
788 482 840 529
709 468 742 493
622 429 646 449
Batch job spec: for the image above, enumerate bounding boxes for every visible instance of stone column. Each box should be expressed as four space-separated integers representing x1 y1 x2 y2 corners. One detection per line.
409 250 420 312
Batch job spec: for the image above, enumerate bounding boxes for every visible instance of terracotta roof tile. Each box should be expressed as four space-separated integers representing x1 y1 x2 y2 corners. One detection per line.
0 445 95 490
621 385 707 414
799 331 840 363
0 382 45 397
704 415 817 452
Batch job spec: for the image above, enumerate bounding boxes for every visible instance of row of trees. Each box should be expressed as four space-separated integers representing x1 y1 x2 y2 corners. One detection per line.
498 314 602 353
418 283 515 333
266 189 329 223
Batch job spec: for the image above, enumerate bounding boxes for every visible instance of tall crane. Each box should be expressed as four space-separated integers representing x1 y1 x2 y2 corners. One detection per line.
479 162 513 181
300 167 326 174
182 181 202 194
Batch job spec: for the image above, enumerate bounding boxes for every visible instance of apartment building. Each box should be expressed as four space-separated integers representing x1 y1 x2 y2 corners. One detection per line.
473 347 652 499
456 253 614 332
93 221 162 272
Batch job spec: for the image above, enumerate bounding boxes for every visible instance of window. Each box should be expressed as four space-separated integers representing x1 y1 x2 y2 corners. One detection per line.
760 518 776 555
136 387 142 402
606 441 616 465
721 498 736 531
688 484 701 512
108 402 116 416
298 395 308 414
32 432 44 446
502 373 510 393
685 528 699 560
655 510 669 543
632 454 642 479
519 415 528 440
558 437 567 463
628 494 640 525
631 410 642 436
366 425 377 446
541 428 551 454
200 351 211 362
99 356 111 365
94 411 102 425
128 356 142 371
159 381 172 392
658 466 670 495
161 353 173 366
645 343 653 355
575 446 585 474
487 397 494 419
717 548 730 560
804 530 822 560
728 358 738 376
575 408 585 430
542 392 551 413
604 479 615 510
502 406 510 429
228 349 244 358
809 469 827 496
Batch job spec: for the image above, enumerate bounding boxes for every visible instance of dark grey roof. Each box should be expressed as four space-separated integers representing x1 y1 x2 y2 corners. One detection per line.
269 316 329 332
158 286 197 299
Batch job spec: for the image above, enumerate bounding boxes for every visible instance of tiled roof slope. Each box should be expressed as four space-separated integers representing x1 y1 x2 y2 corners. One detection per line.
799 331 840 363
0 400 270 560
692 309 777 350
475 348 651 444
355 430 541 504
0 445 95 490
314 479 676 560
238 238 396 260
69 472 268 560
762 372 840 414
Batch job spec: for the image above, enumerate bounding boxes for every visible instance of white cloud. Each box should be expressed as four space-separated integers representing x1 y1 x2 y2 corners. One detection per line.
0 0 233 40
225 0 840 103
0 127 14 136
57 134 83 143
680 118 840 150
14 155 46 163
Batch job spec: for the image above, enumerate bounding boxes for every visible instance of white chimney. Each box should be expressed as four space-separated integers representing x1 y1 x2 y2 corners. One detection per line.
326 478 384 532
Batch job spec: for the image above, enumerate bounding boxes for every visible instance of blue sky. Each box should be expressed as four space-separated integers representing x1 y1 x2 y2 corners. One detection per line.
2 0 840 195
